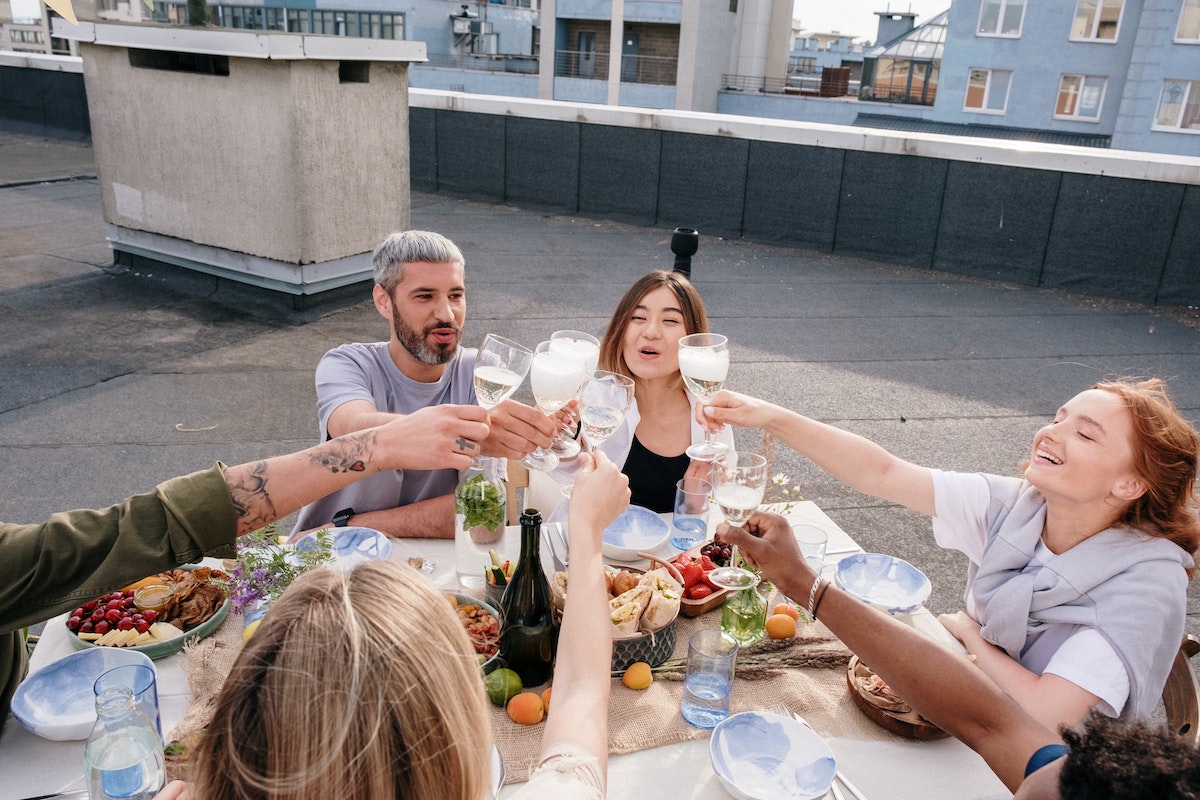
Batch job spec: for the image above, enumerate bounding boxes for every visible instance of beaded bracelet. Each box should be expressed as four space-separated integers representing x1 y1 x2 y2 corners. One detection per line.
806 577 825 621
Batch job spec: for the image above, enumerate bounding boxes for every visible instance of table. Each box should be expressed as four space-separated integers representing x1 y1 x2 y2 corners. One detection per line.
0 502 1009 800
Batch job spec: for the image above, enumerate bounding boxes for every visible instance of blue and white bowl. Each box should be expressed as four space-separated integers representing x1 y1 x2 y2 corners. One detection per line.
295 526 392 570
602 505 670 561
12 647 155 741
834 552 932 615
710 711 837 800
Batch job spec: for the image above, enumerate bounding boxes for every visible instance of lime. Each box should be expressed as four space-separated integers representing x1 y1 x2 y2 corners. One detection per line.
486 668 523 706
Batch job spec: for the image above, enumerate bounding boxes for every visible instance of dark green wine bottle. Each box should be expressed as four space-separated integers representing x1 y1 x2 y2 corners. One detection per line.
498 508 559 686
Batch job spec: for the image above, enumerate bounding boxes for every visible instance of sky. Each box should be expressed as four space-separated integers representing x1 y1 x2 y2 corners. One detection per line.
792 0 951 42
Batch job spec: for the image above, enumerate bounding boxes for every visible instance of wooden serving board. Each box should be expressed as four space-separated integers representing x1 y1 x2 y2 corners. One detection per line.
667 546 731 617
846 656 949 740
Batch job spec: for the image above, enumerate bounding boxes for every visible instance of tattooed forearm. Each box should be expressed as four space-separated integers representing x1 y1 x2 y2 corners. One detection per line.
226 460 278 530
310 429 376 474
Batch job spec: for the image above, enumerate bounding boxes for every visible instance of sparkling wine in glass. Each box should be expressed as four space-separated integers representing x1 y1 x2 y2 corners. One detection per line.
547 330 600 459
473 334 532 411
708 452 768 590
522 341 588 471
579 370 635 446
678 333 730 461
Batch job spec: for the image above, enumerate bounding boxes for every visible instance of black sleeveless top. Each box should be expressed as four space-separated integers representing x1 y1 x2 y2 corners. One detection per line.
624 435 690 513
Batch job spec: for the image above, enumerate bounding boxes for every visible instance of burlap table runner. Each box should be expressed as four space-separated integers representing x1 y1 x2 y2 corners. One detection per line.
173 605 907 787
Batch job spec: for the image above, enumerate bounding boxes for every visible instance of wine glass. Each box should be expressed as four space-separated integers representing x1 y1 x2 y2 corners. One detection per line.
472 334 533 464
707 452 769 590
678 333 730 461
579 370 636 447
547 329 601 459
521 341 588 471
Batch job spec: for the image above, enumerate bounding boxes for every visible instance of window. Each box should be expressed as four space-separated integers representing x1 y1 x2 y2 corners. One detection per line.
964 67 1011 112
1055 74 1106 119
977 0 1025 36
1178 0 1200 41
1070 0 1123 41
1154 80 1200 132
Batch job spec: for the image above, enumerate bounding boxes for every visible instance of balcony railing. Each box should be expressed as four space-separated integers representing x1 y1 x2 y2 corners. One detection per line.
556 50 676 85
420 52 539 74
722 73 860 97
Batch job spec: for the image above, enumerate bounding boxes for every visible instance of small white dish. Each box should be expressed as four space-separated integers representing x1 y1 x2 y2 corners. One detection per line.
834 552 932 615
710 710 837 800
12 647 155 741
602 505 669 561
295 526 392 570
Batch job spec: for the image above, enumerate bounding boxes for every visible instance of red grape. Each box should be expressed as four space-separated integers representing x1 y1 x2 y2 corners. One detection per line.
94 620 109 635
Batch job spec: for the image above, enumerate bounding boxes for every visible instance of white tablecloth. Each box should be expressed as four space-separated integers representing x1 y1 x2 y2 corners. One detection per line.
0 502 1008 799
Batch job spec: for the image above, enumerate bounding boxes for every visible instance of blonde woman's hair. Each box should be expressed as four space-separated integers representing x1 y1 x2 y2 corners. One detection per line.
190 560 494 800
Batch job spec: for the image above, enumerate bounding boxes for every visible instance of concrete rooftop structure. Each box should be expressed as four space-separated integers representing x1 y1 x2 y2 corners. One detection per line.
2 130 1199 643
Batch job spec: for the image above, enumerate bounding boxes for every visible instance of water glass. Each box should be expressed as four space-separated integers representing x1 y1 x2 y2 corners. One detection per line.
681 628 739 728
94 664 161 742
671 476 711 550
793 524 829 572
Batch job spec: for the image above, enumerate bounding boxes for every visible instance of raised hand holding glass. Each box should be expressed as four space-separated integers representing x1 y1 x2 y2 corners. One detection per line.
708 452 769 590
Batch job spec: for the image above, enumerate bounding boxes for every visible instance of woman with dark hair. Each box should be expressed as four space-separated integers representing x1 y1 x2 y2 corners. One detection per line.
552 270 734 513
699 378 1198 732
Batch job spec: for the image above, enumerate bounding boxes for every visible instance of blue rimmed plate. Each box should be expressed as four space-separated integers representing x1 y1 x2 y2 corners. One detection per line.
295 526 392 569
834 552 931 615
710 711 837 800
601 505 669 561
12 647 155 740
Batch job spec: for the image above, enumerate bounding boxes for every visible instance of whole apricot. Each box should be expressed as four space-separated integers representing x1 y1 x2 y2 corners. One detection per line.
765 613 798 640
506 692 546 725
622 661 653 690
772 603 800 621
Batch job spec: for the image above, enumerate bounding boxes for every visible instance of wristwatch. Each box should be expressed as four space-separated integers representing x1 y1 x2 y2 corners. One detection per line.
332 507 355 528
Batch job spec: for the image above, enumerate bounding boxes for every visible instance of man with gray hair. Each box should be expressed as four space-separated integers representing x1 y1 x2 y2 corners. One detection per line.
292 230 557 538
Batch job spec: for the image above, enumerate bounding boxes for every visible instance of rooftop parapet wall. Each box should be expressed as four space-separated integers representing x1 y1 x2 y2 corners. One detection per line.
410 89 1200 307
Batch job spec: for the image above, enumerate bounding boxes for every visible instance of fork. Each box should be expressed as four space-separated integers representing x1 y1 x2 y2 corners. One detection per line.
769 705 865 800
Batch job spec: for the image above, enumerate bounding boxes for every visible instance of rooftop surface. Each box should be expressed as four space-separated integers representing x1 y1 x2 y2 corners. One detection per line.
2 129 1198 639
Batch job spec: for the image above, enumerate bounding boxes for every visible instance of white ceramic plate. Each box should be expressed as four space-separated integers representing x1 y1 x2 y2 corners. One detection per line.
12 647 155 741
710 711 837 800
602 505 669 561
294 525 392 569
834 552 932 615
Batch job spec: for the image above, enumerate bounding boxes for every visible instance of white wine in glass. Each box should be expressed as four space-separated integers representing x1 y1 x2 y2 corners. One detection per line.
707 452 769 590
522 341 588 471
678 333 730 461
579 370 635 446
473 333 532 411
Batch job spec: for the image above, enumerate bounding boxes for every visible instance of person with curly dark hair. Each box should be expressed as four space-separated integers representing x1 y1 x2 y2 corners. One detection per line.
720 511 1199 800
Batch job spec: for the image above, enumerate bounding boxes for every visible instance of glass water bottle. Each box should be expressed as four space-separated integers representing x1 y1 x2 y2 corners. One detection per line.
84 686 165 800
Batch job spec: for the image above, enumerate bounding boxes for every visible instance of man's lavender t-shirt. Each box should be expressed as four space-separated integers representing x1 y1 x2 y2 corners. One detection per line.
292 342 477 534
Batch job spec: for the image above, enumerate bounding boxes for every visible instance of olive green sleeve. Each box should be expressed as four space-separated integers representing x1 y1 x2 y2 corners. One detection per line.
0 464 238 634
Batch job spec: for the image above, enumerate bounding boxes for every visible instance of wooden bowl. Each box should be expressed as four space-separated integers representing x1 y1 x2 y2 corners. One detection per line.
845 656 948 740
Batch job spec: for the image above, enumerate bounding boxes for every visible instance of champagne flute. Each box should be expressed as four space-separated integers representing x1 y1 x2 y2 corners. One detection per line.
521 341 588 471
547 329 600 459
707 452 769 590
579 370 635 447
678 333 730 461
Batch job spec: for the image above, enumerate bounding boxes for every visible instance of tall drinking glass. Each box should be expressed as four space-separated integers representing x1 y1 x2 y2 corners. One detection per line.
678 333 730 461
548 330 601 459
522 341 588 471
707 452 769 590
680 628 739 728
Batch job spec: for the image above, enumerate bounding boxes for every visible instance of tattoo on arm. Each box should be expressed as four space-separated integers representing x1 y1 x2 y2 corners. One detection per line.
310 429 376 474
226 460 277 529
